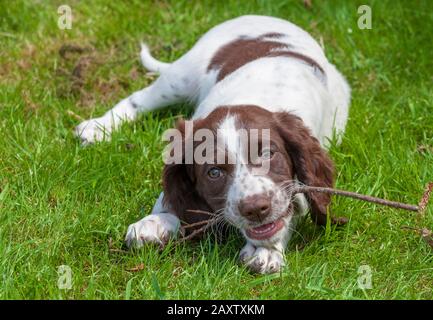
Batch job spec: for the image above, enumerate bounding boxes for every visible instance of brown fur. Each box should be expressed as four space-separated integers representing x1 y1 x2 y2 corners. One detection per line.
273 112 347 225
207 33 325 82
162 119 214 230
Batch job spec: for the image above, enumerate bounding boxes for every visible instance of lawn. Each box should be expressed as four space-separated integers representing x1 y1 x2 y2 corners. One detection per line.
0 0 432 299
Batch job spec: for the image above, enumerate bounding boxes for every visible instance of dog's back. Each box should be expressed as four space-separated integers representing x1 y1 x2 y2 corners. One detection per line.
141 15 350 146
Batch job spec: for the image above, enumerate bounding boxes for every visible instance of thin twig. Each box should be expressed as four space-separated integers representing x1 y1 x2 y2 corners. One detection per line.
293 185 432 212
182 219 212 229
186 209 217 217
177 218 218 242
176 210 221 242
177 182 432 243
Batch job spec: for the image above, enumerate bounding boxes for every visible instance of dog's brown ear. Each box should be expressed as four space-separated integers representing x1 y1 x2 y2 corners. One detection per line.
162 119 212 229
273 112 347 226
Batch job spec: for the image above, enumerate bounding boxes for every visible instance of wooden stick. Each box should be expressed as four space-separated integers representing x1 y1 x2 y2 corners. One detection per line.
177 218 218 242
182 220 211 229
178 182 432 242
178 210 220 241
186 209 217 217
294 185 420 212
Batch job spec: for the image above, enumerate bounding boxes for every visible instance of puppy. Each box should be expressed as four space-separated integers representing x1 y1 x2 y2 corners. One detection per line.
75 15 350 274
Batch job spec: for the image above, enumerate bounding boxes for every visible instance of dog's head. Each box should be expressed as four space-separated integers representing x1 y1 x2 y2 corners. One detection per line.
162 105 343 243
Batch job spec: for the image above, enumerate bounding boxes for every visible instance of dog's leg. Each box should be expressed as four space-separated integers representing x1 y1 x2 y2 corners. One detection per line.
125 192 180 248
75 75 181 144
239 241 286 274
75 51 196 144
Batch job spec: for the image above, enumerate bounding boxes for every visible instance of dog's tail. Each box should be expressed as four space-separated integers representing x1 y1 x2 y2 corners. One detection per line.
140 43 171 73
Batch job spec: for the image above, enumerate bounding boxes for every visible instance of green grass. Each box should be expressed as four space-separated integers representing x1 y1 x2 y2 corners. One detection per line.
1 0 432 299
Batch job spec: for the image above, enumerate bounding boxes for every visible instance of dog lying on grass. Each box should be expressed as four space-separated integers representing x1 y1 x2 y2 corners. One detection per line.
75 15 350 274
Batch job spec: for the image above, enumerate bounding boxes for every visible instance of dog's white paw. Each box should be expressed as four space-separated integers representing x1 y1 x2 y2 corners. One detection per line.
74 117 112 145
125 214 179 248
239 243 285 274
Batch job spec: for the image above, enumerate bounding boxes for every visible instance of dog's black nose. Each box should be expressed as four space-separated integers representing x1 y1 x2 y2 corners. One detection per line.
238 194 272 221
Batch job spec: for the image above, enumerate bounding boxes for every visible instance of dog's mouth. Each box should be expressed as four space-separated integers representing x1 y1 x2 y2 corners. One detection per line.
245 217 285 240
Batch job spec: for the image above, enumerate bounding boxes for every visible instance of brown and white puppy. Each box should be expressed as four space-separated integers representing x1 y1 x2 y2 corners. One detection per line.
75 15 351 273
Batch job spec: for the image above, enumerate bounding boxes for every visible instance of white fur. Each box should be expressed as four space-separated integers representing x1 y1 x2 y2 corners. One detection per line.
140 43 170 73
240 242 285 274
215 115 298 273
78 15 351 273
125 193 180 247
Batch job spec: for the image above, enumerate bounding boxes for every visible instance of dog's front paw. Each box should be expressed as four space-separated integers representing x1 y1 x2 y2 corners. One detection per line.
239 243 285 274
125 214 179 248
74 117 112 145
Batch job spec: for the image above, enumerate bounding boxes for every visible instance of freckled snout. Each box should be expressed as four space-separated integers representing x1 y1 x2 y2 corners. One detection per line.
238 194 272 222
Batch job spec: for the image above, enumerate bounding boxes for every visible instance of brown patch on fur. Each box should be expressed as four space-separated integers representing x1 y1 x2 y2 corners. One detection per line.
259 32 285 39
208 36 286 81
267 51 324 75
207 34 324 81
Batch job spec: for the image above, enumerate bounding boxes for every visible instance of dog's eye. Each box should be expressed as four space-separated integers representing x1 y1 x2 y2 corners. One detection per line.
260 148 274 160
207 167 222 179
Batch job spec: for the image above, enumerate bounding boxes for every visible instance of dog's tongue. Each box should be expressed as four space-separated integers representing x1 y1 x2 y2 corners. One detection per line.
251 222 274 232
246 218 285 240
